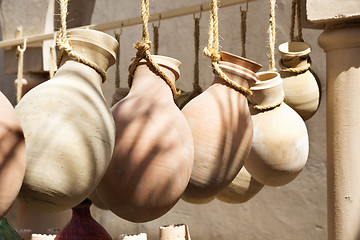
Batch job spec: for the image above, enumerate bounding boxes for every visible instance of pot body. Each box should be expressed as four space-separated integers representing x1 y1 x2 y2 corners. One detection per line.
181 51 261 201
245 71 309 186
279 42 320 120
0 92 26 219
96 55 194 222
215 166 263 204
54 199 112 240
15 29 118 211
111 87 129 106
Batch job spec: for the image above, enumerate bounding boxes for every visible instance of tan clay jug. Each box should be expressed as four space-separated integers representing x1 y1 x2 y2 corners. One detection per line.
245 71 309 186
278 42 320 120
181 51 261 201
15 29 118 212
0 92 26 219
159 224 191 240
216 166 264 204
96 55 194 223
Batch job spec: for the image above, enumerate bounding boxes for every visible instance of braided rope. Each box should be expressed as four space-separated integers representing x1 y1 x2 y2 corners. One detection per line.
128 0 178 98
16 38 27 104
57 0 107 83
193 15 201 92
240 0 249 58
152 18 160 55
268 0 277 72
279 57 311 73
251 100 282 111
114 30 121 88
290 0 303 42
204 0 252 96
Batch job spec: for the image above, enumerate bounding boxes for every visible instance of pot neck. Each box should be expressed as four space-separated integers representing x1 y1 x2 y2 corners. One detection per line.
71 199 92 220
248 71 284 111
129 55 181 100
279 42 311 68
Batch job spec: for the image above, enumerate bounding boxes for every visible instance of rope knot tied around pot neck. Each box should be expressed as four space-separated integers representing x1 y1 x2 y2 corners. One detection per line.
203 47 221 62
134 40 152 58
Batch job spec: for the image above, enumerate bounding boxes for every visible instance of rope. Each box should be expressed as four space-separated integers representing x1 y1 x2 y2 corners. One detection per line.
251 100 283 111
290 0 303 42
16 38 27 104
279 57 311 73
240 0 248 58
204 0 252 96
56 0 107 83
152 17 160 55
193 14 201 92
268 0 277 72
128 0 179 98
114 28 122 88
49 33 56 79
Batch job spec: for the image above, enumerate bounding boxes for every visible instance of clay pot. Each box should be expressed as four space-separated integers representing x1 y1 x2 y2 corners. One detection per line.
15 29 118 211
88 191 108 210
245 71 309 186
181 51 261 201
54 199 112 240
111 87 129 106
119 233 147 240
96 55 194 223
31 234 57 240
0 92 26 219
0 217 22 240
159 224 191 240
181 194 214 205
215 166 264 204
279 42 320 120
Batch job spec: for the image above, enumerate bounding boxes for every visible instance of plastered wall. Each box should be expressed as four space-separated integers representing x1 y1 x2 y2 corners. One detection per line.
0 0 327 239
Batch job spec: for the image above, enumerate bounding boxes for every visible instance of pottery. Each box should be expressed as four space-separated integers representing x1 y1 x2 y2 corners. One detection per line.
119 233 147 240
215 166 264 204
181 51 261 201
15 29 118 211
0 217 22 240
112 87 129 106
181 194 214 205
245 71 309 186
159 224 191 240
0 92 26 219
88 190 108 210
31 234 57 240
54 199 112 240
96 55 194 223
278 42 320 120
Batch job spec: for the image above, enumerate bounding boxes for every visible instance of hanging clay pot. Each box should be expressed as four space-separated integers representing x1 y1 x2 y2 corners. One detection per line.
88 191 108 210
119 233 147 240
111 87 129 106
278 42 320 121
15 29 118 212
181 51 261 201
0 92 26 219
96 55 194 223
0 217 22 240
181 194 214 205
159 224 191 240
215 166 264 204
54 199 112 240
245 71 309 186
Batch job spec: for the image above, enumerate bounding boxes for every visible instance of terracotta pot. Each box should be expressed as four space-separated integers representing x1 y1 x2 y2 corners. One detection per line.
54 199 112 240
245 71 309 186
181 194 214 205
0 92 26 219
181 51 261 201
159 224 191 240
119 233 147 240
31 234 57 240
278 42 320 120
88 190 108 210
96 55 194 223
111 87 129 106
15 29 118 211
0 217 22 240
215 166 263 204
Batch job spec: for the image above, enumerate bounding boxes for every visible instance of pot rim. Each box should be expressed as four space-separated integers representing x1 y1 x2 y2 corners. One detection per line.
278 42 311 57
251 71 282 90
220 51 262 72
